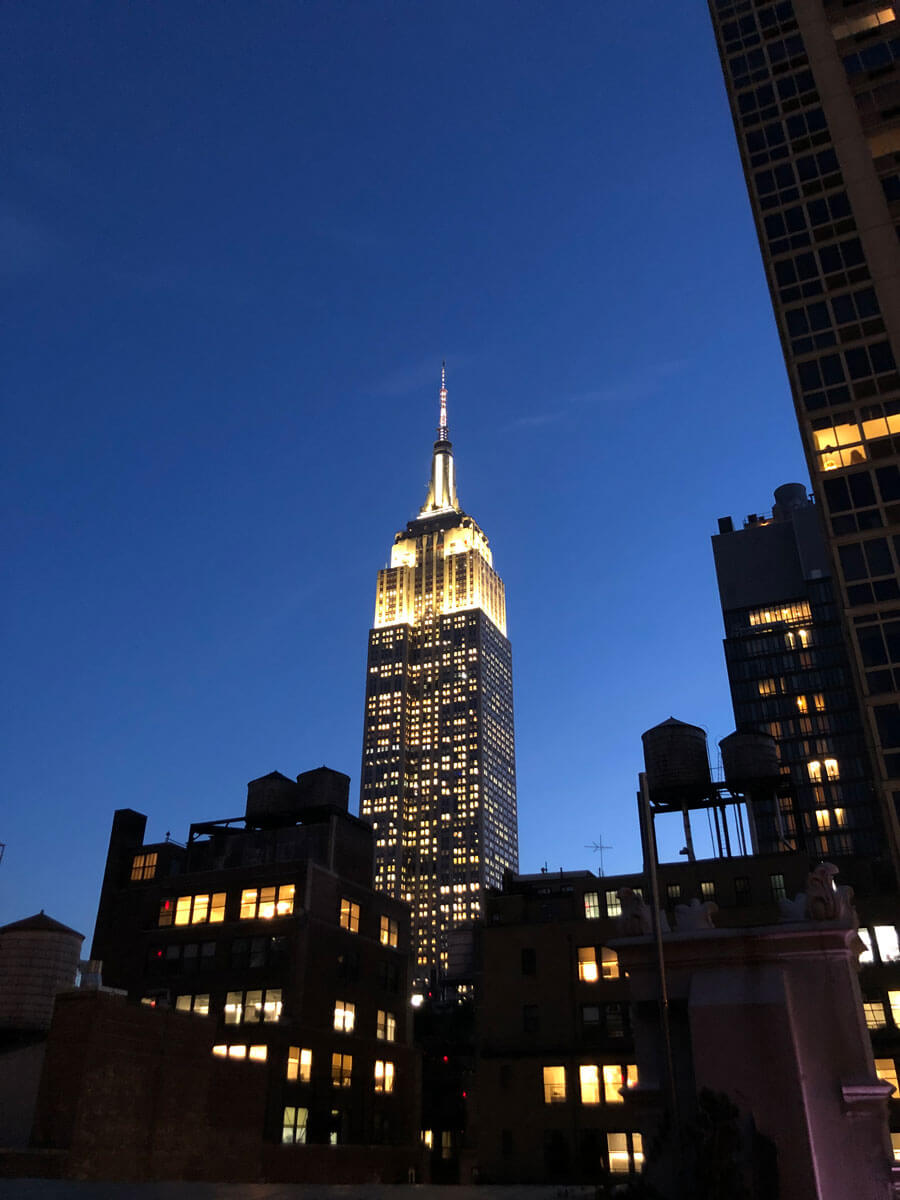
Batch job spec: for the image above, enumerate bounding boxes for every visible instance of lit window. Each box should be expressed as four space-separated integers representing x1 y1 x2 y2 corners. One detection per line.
377 1009 397 1041
860 929 875 964
833 808 847 827
175 993 209 1016
282 1105 309 1144
889 990 900 1025
864 1001 887 1029
607 1132 631 1173
380 915 398 947
334 1000 356 1033
807 761 823 783
374 1060 395 1093
875 1058 899 1096
875 926 900 963
422 1129 433 1149
892 1132 900 1163
832 8 896 39
578 947 598 982
212 1043 266 1061
579 1064 600 1105
543 1066 566 1104
340 899 361 933
287 1046 312 1083
602 947 619 980
603 1064 624 1104
225 988 281 1025
131 852 157 881
584 892 601 920
758 679 776 696
796 696 808 713
824 758 840 781
815 810 831 831
332 1053 353 1088
170 892 226 926
240 885 294 920
606 890 622 918
813 693 826 712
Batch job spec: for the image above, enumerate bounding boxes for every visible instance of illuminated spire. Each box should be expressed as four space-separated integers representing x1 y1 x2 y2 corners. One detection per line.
438 360 449 442
420 362 459 515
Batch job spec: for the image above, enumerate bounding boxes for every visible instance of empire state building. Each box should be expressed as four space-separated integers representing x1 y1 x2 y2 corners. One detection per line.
360 368 518 980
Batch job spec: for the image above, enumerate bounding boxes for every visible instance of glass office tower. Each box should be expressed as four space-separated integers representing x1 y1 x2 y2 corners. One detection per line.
708 0 900 871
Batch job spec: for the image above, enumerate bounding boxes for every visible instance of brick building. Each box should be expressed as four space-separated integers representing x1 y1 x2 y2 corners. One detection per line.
90 765 423 1177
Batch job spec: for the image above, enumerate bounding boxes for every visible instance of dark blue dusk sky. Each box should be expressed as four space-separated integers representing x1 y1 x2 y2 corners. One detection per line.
3 2 805 941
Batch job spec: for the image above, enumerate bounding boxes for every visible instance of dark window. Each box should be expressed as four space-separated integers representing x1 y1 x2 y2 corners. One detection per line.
521 947 536 975
582 1004 601 1025
875 704 900 749
523 1004 539 1033
502 1129 514 1157
735 876 752 906
859 627 888 667
849 472 876 508
604 1003 627 1038
865 539 892 577
839 543 867 581
878 466 900 503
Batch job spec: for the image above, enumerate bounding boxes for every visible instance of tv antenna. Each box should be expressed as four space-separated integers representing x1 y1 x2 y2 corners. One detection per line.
584 835 613 876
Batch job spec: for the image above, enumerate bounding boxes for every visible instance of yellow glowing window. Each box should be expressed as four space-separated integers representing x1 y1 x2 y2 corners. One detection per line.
334 1000 356 1033
864 1001 887 1030
374 1059 395 1093
602 947 619 980
174 896 193 926
282 1105 309 1145
815 809 831 831
890 990 900 1026
175 993 209 1016
603 1065 626 1104
797 696 808 714
892 1132 900 1163
807 761 823 783
543 1065 566 1104
833 808 847 827
331 1053 353 1088
340 898 360 933
608 1132 631 1173
758 679 776 697
749 602 811 627
422 1130 433 1149
578 947 598 982
579 1064 600 1105
287 1046 312 1082
875 1058 899 1095
813 423 862 452
131 852 157 881
240 885 293 919
380 915 399 946
832 8 896 38
158 898 175 927
377 1009 397 1041
209 893 226 922
633 1133 644 1172
824 758 839 781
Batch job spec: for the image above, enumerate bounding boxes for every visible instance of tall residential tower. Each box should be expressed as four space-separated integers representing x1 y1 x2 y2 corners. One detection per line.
708 0 900 872
360 370 517 982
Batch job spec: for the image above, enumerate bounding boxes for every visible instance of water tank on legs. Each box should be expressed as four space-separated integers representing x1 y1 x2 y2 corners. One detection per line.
641 718 711 802
0 912 84 1032
719 730 780 788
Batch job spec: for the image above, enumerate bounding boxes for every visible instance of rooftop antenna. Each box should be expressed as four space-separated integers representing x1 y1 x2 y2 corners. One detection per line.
585 835 613 876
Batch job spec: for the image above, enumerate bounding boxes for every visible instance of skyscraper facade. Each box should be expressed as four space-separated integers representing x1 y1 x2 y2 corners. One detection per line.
708 0 900 871
360 371 517 981
713 482 878 856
